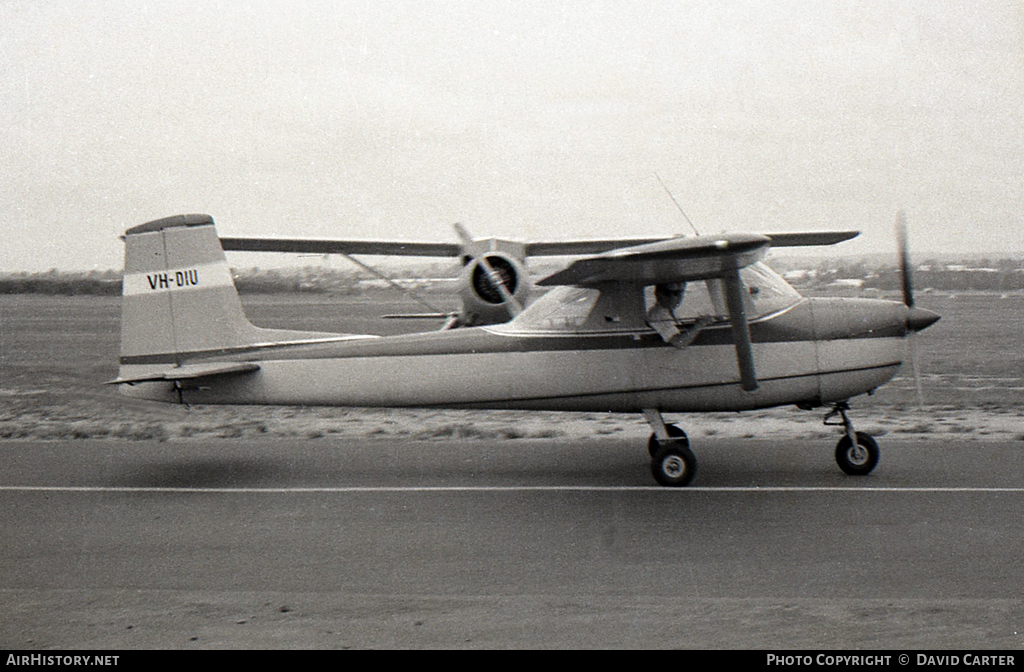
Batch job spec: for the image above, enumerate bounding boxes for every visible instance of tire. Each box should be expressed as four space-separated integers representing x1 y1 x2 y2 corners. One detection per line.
835 431 880 476
648 423 689 457
650 444 698 487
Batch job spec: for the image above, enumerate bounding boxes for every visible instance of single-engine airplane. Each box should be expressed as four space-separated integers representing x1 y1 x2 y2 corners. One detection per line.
109 213 939 486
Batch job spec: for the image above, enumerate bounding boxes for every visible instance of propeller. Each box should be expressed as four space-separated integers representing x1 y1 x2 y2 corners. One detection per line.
897 210 914 310
896 210 926 409
454 223 522 317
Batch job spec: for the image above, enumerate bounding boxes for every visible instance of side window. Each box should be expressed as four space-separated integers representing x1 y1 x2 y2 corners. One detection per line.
643 264 800 321
643 281 722 320
511 286 600 331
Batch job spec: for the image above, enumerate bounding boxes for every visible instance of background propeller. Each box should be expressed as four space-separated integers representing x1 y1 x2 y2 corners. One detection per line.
454 223 523 317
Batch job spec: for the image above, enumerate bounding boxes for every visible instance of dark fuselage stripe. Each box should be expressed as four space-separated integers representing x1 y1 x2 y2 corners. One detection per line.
120 325 904 366
411 362 902 407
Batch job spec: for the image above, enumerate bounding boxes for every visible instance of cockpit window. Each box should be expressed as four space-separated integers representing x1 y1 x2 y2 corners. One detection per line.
502 261 801 334
645 262 801 320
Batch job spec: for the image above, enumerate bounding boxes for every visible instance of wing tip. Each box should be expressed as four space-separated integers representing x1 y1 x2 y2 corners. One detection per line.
765 231 860 247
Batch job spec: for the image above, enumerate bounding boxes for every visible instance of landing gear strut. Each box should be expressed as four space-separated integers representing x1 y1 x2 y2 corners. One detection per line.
647 423 688 457
825 401 879 476
643 409 697 487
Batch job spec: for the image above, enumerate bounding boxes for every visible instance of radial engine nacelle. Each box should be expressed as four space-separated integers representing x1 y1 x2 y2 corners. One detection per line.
456 249 532 326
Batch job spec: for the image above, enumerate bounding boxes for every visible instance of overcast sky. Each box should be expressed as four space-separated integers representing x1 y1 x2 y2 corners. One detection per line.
2 0 1022 271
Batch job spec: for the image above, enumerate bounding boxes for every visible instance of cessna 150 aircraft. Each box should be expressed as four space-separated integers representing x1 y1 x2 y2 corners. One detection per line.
110 213 939 486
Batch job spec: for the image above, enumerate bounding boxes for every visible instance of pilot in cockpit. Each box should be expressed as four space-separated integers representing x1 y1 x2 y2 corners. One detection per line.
646 282 714 349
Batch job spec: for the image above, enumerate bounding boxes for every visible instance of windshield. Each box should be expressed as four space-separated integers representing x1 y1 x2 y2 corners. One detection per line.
740 262 803 314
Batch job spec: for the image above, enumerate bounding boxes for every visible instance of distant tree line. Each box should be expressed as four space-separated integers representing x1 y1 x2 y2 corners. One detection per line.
0 268 365 295
0 270 122 295
815 258 1024 292
4 259 1024 295
775 257 1024 292
867 268 1024 292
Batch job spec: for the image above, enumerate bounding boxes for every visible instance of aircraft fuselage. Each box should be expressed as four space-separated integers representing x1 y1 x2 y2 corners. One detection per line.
119 297 918 413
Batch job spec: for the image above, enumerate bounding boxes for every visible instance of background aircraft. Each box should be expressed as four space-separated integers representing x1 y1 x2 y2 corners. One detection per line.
219 225 860 329
111 213 939 486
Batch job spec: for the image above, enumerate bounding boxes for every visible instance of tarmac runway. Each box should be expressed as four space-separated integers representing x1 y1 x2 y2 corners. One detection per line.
2 436 1023 649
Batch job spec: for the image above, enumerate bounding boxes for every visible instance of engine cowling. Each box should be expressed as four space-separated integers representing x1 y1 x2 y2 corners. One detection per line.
457 253 531 326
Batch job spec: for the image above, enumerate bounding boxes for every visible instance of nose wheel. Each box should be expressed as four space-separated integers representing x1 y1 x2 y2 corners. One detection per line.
825 402 880 476
835 432 880 475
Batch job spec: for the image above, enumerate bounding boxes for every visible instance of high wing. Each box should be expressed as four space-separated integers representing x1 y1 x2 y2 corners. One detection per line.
219 230 857 258
761 231 859 247
218 236 661 257
218 228 858 333
218 237 463 257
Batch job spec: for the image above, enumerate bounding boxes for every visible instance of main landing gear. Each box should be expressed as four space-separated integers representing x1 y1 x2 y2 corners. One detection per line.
643 409 697 487
642 402 881 487
824 401 880 476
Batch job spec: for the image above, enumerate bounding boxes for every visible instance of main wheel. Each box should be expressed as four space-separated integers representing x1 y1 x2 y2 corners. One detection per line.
648 423 689 457
650 444 698 487
835 431 880 476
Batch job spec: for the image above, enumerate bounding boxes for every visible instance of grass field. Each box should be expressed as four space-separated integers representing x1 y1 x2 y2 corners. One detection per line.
1 291 1021 443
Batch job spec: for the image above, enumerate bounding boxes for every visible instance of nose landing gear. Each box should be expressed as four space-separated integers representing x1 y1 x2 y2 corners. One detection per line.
825 401 880 476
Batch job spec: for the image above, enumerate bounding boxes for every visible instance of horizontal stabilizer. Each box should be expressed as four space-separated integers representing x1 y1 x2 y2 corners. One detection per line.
106 362 260 385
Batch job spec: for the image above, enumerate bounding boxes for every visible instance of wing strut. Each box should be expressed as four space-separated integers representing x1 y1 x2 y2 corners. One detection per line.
722 264 759 392
334 250 449 317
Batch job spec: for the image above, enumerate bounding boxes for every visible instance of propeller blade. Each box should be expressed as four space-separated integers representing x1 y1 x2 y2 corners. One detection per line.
896 210 914 309
896 210 928 409
453 222 474 248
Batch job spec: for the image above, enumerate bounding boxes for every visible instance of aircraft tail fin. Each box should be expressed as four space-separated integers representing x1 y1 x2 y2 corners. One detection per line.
119 214 269 367
115 214 375 391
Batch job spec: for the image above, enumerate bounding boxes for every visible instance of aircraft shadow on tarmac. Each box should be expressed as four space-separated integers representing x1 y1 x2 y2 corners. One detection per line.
104 439 853 490
113 456 296 489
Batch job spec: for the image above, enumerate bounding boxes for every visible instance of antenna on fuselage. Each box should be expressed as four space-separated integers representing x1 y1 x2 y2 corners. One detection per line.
654 173 701 236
